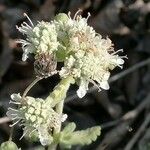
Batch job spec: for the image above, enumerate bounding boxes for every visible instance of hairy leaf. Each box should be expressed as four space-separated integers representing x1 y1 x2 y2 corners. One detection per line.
59 123 101 149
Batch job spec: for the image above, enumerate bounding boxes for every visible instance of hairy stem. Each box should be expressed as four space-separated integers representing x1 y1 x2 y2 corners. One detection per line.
47 76 75 150
46 76 75 107
9 127 14 141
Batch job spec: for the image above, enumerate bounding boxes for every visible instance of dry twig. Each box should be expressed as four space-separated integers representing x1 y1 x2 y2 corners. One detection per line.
124 113 150 150
96 93 150 150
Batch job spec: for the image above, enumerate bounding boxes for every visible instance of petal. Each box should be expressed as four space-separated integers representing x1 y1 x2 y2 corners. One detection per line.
77 88 86 98
11 93 21 101
77 79 89 98
117 58 124 65
22 52 28 61
61 114 68 122
100 81 109 90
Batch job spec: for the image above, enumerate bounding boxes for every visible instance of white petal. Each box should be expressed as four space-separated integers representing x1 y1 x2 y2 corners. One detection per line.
11 93 21 101
100 81 109 90
22 52 28 61
117 58 124 65
77 87 87 98
61 114 68 122
77 79 89 98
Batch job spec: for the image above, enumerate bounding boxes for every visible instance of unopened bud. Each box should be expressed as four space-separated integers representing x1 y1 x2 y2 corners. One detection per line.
0 141 19 150
54 13 69 23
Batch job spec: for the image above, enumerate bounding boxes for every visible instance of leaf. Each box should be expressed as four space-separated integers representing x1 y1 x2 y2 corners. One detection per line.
59 123 101 149
62 122 76 135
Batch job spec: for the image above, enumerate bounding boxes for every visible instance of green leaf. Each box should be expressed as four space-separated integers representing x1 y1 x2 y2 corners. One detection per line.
62 122 76 135
59 123 101 149
0 141 19 150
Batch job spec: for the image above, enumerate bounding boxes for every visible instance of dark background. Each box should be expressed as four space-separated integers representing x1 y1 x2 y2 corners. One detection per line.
0 0 150 150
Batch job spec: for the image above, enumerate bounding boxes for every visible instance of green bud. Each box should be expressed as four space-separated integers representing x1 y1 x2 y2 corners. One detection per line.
0 141 19 150
54 13 69 23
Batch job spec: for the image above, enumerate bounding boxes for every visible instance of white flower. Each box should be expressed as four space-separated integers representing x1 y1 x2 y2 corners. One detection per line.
77 78 89 98
7 93 67 146
57 11 126 98
17 13 59 61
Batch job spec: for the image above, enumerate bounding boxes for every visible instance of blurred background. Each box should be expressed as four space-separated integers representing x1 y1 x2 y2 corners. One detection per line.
0 0 150 149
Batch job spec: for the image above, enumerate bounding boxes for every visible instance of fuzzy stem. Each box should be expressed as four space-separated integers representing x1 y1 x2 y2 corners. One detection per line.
46 76 75 107
47 76 75 150
9 127 14 141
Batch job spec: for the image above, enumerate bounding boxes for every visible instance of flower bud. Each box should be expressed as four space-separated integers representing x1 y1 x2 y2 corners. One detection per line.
54 13 69 23
0 141 19 150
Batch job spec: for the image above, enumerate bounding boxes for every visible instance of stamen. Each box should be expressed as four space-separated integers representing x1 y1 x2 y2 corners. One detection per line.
10 113 18 116
9 101 21 105
68 11 71 19
73 9 82 20
9 119 21 127
11 116 19 120
23 13 34 27
19 124 24 127
86 12 91 20
16 39 30 45
120 55 128 59
22 22 32 29
16 25 19 30
112 49 123 55
20 129 28 140
8 108 19 112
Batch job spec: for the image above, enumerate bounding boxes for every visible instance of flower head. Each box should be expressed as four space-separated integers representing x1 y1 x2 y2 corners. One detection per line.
17 12 126 98
58 11 127 98
17 13 59 61
7 93 67 145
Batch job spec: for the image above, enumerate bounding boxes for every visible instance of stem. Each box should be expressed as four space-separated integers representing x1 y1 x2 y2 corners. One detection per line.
47 76 75 150
9 127 14 141
46 76 75 107
55 100 64 132
22 77 42 99
49 100 64 150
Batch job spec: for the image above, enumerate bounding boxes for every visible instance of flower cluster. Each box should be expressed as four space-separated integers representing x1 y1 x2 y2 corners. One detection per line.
17 14 59 61
17 11 126 98
56 11 126 98
8 11 126 147
7 94 67 146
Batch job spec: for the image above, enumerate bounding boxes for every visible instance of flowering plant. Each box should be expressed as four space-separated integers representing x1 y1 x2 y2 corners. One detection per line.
0 10 126 150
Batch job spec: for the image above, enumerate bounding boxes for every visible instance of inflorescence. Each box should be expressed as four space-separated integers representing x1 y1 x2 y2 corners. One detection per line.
7 10 126 146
